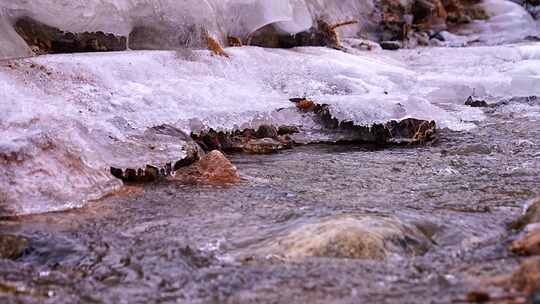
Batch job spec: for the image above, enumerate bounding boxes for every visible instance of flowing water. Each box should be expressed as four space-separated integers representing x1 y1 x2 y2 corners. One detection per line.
0 96 538 303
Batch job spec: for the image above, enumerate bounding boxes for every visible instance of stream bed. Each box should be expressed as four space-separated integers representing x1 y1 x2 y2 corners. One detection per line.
0 96 538 303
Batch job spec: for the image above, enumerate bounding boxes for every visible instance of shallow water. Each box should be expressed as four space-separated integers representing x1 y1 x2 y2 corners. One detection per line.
0 97 539 303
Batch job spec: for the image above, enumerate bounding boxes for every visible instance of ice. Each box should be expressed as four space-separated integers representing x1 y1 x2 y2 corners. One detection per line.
2 41 540 215
0 0 374 59
0 0 539 216
455 0 538 45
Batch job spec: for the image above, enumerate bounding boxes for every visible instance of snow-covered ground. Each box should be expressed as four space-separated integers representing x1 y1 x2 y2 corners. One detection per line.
0 0 539 216
1 42 540 216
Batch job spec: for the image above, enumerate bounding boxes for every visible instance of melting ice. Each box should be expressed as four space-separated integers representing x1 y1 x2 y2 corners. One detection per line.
0 0 539 216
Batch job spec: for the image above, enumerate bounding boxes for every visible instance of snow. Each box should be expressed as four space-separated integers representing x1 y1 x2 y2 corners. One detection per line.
0 0 539 215
2 42 540 216
454 0 538 45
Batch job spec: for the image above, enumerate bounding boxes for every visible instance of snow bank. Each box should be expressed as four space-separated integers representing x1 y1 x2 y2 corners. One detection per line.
2 43 540 216
393 43 540 102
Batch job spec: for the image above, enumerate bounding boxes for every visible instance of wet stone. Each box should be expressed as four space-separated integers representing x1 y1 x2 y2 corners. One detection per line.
0 235 29 260
255 125 278 139
277 126 300 136
243 138 285 154
239 215 433 261
465 96 489 108
172 150 240 185
380 41 402 50
290 98 437 145
15 17 126 55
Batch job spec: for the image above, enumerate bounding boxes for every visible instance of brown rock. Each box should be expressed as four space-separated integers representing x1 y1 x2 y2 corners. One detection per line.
466 291 491 303
0 235 28 260
15 17 126 55
255 125 279 139
242 138 284 154
248 19 357 50
509 256 540 293
511 228 540 256
227 36 243 47
277 126 300 136
173 150 240 185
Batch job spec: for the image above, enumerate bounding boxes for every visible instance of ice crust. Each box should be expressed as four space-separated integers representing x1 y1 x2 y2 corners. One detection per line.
2 42 540 215
0 0 539 216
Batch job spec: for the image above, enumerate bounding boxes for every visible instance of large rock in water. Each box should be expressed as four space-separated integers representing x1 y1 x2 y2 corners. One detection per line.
172 150 240 185
239 215 432 261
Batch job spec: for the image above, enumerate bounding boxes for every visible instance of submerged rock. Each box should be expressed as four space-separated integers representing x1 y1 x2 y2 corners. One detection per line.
0 235 28 260
240 215 432 261
172 150 240 185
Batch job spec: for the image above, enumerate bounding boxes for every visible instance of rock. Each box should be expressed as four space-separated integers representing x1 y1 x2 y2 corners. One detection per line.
241 215 432 261
15 17 126 55
172 150 240 185
173 142 202 171
465 291 491 303
510 197 540 230
277 126 300 136
255 125 278 139
243 138 284 154
380 40 402 50
465 96 489 107
413 0 437 23
511 227 540 256
0 235 29 260
289 98 437 145
192 127 294 154
508 256 540 293
248 19 358 50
